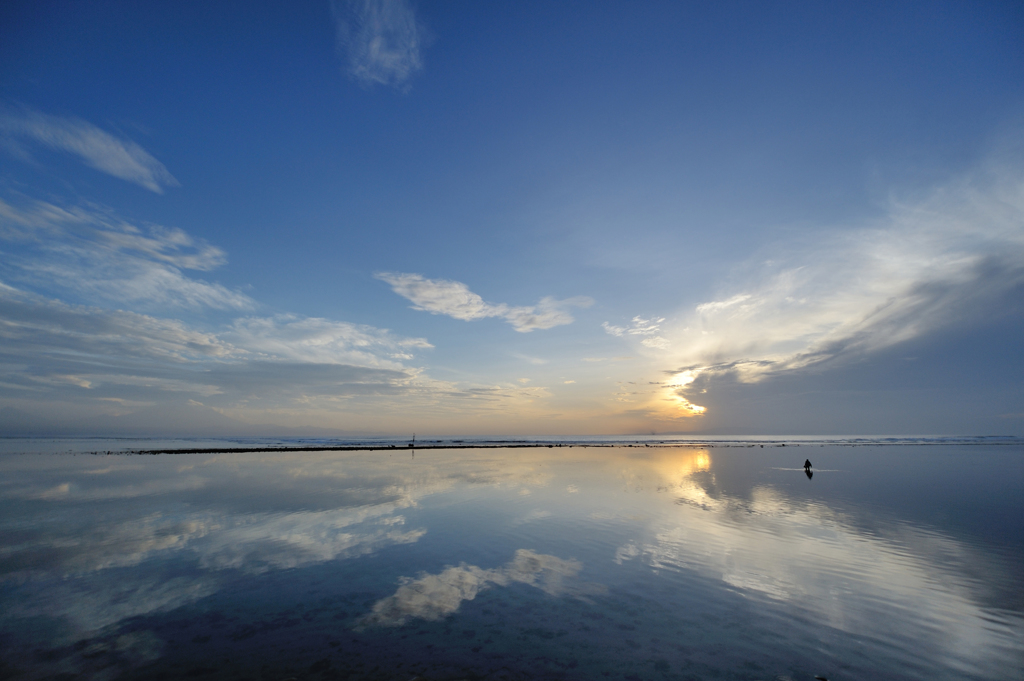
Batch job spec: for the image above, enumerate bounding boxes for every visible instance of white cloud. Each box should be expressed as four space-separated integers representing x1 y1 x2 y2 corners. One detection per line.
227 314 431 368
0 283 239 364
0 198 252 310
0 277 570 422
376 272 592 332
640 335 669 349
694 294 751 315
0 194 561 425
34 260 253 310
0 198 450 415
0 106 178 193
376 272 501 320
504 296 593 332
0 280 442 412
637 166 1024 409
331 0 424 89
603 316 669 349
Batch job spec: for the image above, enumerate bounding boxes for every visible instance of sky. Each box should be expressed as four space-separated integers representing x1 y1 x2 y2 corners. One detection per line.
0 0 1022 436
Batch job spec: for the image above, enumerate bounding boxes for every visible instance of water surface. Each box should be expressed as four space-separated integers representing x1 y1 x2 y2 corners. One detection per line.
1 442 1021 680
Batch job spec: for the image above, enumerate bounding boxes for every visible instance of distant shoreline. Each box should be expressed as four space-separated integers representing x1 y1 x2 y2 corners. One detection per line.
42 438 1024 456
1 434 1020 456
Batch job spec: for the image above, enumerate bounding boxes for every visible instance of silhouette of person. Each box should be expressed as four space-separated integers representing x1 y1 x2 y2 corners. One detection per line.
803 459 812 470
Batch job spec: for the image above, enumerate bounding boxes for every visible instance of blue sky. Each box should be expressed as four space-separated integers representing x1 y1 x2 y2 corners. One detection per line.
0 0 1022 436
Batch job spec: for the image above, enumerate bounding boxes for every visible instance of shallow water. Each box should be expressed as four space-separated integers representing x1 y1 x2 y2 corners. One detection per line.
0 442 1021 680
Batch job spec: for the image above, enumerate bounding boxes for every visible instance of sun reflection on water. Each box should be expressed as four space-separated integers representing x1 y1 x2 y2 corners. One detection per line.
650 448 711 485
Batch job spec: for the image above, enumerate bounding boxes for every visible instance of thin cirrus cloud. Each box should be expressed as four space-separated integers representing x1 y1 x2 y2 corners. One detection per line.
376 272 593 332
0 106 178 193
0 197 252 311
226 314 432 368
657 161 1024 403
330 0 425 89
602 316 669 349
0 282 238 365
0 282 435 411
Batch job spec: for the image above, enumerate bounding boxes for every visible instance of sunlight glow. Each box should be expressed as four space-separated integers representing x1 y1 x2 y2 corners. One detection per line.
664 370 707 415
649 449 713 491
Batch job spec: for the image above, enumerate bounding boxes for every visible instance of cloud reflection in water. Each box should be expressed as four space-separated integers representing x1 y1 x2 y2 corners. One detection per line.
612 448 1023 677
0 444 1019 680
360 548 603 627
0 448 563 643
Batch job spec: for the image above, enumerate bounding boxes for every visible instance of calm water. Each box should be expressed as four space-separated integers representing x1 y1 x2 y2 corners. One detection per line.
0 441 1021 681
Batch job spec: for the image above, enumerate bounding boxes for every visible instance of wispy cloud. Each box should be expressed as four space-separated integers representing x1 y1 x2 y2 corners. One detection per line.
376 272 593 332
602 315 669 348
0 106 178 193
0 283 430 372
0 197 252 310
0 282 437 410
0 276 556 425
0 283 238 365
0 198 567 427
331 0 424 89
657 164 1024 408
226 314 431 367
513 353 548 365
0 197 437 410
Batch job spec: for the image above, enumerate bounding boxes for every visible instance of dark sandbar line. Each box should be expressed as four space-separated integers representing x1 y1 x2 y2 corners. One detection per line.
80 437 1023 456
104 443 601 455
